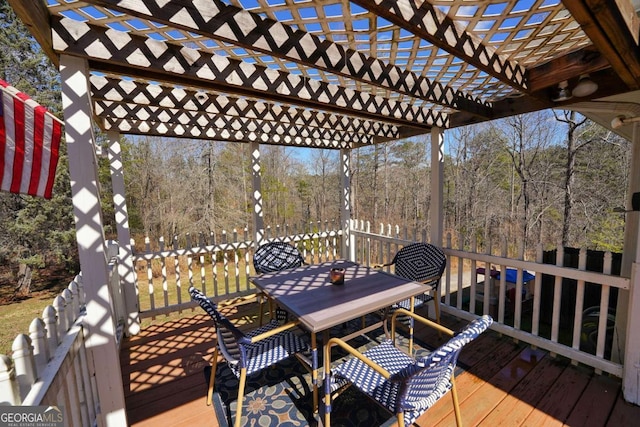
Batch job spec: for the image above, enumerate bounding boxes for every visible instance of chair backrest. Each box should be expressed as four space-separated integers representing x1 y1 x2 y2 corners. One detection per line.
189 286 247 364
394 315 493 413
392 243 446 286
253 241 305 274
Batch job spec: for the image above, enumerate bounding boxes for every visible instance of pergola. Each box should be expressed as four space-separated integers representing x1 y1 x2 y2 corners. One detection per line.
8 0 640 425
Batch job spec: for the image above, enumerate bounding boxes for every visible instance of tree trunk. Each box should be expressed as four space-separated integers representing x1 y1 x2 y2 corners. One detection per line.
562 113 578 246
14 264 32 298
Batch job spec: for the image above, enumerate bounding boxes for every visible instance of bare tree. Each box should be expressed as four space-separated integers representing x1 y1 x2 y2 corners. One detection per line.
502 112 555 251
554 110 588 246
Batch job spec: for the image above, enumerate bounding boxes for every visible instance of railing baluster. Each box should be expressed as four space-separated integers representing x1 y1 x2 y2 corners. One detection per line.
324 220 330 262
73 346 89 426
482 235 492 319
12 334 36 399
69 280 80 318
470 235 477 315
222 230 230 295
62 289 75 332
571 248 588 365
43 305 58 358
532 244 543 336
498 237 507 325
244 227 250 290
75 273 85 307
54 296 68 338
210 231 219 298
65 356 82 426
186 233 194 293
0 355 21 405
233 229 240 293
550 243 564 356
444 233 452 306
78 331 96 421
173 235 182 312
595 252 613 373
29 319 48 374
145 236 155 316
513 239 525 331
160 236 168 308
199 233 207 294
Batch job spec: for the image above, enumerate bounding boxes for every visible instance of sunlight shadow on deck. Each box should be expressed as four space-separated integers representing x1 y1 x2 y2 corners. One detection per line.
121 301 640 427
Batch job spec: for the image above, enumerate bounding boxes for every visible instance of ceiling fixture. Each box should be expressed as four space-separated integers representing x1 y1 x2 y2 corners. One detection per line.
611 115 640 129
572 74 598 97
552 80 572 102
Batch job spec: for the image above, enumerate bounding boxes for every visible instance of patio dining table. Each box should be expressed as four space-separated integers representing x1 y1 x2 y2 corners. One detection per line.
250 259 429 412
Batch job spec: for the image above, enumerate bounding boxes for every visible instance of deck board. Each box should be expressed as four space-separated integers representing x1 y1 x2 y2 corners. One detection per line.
606 394 640 427
521 364 592 426
435 347 548 427
478 353 568 426
121 300 640 426
564 374 620 427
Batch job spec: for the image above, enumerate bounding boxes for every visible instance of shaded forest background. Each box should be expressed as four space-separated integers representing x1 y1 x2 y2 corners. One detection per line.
0 0 632 297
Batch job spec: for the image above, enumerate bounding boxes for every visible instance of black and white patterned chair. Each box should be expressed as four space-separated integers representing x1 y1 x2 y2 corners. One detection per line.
323 311 493 427
253 241 305 324
253 241 305 274
189 286 310 427
377 242 447 325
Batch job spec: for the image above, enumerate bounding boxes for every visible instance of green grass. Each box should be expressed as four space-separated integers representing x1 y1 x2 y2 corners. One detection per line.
0 270 73 356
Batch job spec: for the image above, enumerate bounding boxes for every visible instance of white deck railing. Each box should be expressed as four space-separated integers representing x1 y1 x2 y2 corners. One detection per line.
350 219 627 377
131 218 626 376
0 274 98 421
1 218 626 415
132 221 343 319
0 250 124 426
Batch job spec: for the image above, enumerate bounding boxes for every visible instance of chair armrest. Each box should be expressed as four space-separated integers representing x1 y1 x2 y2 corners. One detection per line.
249 320 301 343
324 337 391 379
419 274 442 285
391 308 454 339
372 262 392 269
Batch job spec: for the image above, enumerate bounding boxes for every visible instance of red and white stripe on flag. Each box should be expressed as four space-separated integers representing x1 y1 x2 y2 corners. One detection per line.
0 79 62 199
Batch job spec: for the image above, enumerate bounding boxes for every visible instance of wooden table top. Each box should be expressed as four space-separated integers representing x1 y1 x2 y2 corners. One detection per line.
250 260 428 332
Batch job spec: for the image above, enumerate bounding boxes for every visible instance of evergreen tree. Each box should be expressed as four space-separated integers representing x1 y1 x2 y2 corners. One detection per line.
0 0 77 281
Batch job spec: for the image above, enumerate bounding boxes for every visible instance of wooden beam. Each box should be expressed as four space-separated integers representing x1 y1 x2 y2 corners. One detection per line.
562 0 640 90
527 47 611 93
351 0 528 91
7 0 58 67
450 68 629 128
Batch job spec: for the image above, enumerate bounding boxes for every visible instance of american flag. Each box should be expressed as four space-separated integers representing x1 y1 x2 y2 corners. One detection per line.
0 79 62 199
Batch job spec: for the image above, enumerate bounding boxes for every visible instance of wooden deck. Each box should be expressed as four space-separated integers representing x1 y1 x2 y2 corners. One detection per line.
121 300 640 426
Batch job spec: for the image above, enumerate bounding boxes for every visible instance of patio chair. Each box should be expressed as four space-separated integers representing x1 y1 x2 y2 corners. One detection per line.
323 310 493 427
253 241 305 324
189 286 310 427
375 242 447 326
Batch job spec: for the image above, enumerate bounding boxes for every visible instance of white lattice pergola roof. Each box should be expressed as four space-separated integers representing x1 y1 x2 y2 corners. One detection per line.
10 0 640 147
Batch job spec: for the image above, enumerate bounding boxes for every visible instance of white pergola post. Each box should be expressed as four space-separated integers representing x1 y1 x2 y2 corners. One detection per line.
60 55 128 426
621 121 640 404
251 141 265 246
106 131 140 337
430 127 444 246
340 148 354 260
